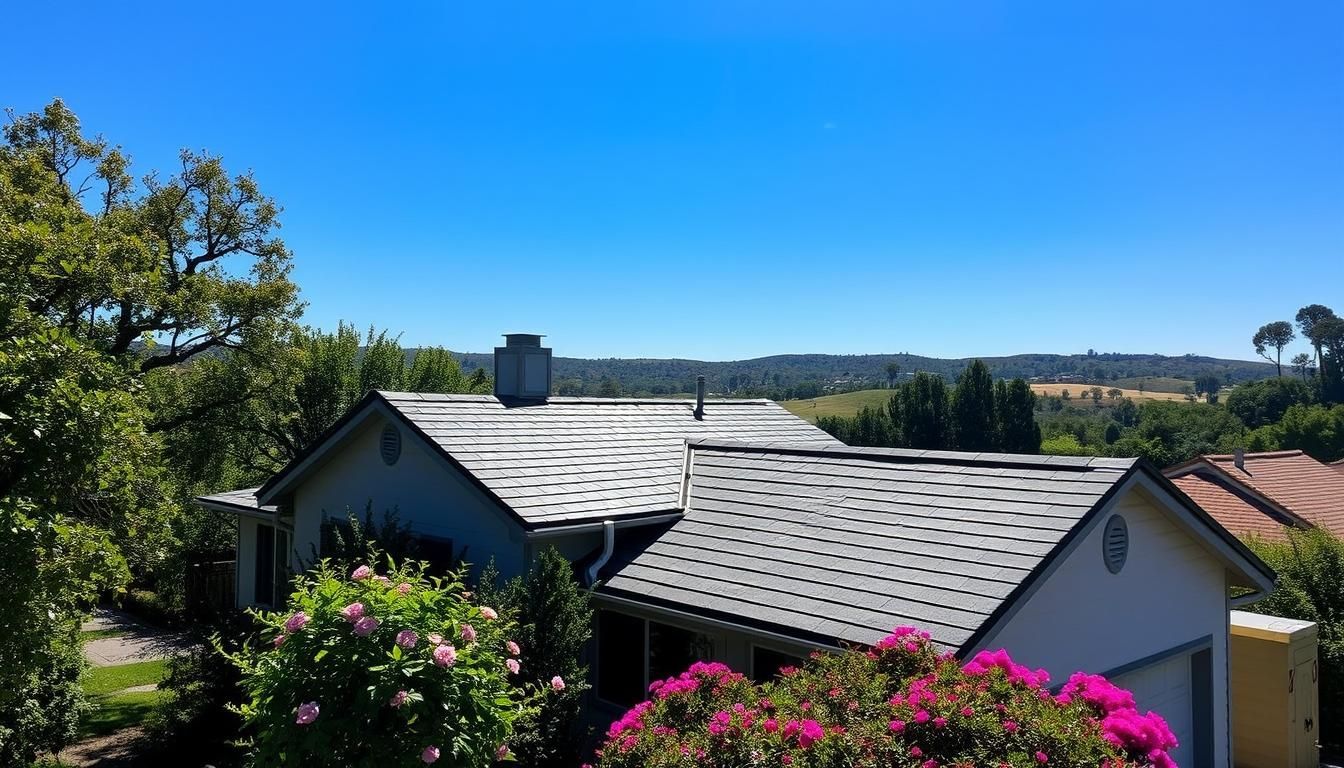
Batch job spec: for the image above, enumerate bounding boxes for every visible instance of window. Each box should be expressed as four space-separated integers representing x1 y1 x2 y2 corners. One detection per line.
254 523 291 607
254 524 275 606
595 610 717 708
752 646 806 682
596 610 645 707
648 621 713 684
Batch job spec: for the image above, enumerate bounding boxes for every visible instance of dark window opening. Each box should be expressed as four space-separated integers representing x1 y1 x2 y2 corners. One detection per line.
597 610 645 708
273 529 291 607
416 536 459 576
648 621 713 684
752 646 807 682
254 524 275 606
1190 648 1213 768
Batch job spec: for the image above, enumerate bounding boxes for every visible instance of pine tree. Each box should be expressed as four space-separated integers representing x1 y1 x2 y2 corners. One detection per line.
902 372 952 450
952 361 996 452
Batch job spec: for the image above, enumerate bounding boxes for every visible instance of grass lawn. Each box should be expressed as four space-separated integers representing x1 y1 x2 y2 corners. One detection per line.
80 628 128 642
84 659 169 696
79 689 169 739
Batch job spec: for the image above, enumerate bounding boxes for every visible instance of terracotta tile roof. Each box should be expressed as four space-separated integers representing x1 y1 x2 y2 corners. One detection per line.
1166 450 1344 537
1167 473 1291 541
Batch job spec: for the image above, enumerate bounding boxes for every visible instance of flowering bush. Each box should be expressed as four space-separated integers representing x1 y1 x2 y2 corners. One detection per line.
228 557 539 767
595 627 1178 768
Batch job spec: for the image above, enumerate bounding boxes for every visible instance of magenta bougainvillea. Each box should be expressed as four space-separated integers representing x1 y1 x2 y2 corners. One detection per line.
593 627 1178 768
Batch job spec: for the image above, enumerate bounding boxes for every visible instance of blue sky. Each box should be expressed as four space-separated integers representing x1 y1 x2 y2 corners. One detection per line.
3 2 1341 361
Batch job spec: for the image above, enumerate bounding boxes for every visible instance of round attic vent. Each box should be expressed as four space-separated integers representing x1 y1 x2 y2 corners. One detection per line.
379 424 401 465
1102 514 1129 574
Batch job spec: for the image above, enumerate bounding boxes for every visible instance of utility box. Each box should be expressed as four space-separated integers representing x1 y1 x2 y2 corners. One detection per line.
1229 611 1319 768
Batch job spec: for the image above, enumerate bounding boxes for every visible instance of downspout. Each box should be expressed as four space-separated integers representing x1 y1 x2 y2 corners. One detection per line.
585 520 616 586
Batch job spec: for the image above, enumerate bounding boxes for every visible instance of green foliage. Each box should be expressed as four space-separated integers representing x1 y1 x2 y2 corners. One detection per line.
143 617 252 768
0 503 127 763
1244 528 1344 750
815 366 1038 453
952 361 995 452
319 503 421 571
1225 377 1314 429
228 556 532 768
1245 404 1344 463
477 548 593 768
1252 321 1296 376
1040 434 1094 457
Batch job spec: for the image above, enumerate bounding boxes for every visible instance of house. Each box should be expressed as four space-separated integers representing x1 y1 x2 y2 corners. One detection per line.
1164 449 1344 540
199 335 1274 768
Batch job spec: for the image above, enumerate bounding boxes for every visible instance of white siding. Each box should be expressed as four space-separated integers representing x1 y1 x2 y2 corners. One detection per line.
986 488 1230 767
290 417 528 578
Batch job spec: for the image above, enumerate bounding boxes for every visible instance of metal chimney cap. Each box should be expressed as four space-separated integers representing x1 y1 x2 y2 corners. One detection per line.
503 333 545 347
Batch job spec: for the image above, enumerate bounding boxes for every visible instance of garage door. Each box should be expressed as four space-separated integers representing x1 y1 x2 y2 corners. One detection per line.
1112 651 1200 768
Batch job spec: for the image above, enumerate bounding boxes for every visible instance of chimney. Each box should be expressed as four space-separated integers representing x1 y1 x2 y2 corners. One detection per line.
694 375 706 420
1234 448 1245 471
493 334 551 400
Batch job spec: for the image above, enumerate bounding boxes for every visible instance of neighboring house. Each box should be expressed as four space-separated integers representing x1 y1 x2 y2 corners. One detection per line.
198 335 1274 768
1164 449 1344 540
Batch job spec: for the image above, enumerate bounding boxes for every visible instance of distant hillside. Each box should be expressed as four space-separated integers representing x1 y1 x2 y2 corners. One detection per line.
445 349 1277 397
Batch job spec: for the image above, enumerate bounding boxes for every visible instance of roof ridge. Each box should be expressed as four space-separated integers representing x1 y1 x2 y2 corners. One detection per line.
375 391 777 406
687 439 1137 472
1207 449 1305 460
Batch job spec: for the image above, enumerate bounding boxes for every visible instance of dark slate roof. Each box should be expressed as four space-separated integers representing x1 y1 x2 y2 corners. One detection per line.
599 442 1139 651
259 392 840 528
196 487 275 514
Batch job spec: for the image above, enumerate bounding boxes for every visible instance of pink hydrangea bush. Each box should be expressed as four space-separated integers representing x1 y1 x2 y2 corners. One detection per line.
595 627 1178 768
227 557 538 767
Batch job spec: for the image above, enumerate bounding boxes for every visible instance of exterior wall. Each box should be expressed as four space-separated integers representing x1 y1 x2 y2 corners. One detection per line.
986 488 1231 767
290 416 528 579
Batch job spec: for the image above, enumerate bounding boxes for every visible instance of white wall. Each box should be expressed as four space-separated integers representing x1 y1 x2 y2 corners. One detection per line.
986 487 1230 767
290 416 528 579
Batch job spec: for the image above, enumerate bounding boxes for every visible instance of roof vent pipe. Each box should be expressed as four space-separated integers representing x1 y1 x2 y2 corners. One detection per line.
1234 448 1245 471
694 375 706 420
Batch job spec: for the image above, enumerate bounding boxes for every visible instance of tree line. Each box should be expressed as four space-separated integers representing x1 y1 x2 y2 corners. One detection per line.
814 361 1042 453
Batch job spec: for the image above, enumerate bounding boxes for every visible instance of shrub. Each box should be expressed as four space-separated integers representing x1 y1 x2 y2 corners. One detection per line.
227 556 536 767
477 547 593 768
1244 528 1344 751
594 627 1177 768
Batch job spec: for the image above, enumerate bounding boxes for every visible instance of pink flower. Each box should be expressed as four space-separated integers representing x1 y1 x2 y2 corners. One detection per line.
923 761 938 768
550 675 565 691
1002 720 1019 733
1036 752 1049 763
340 602 365 622
295 701 319 725
353 616 380 637
911 746 924 758
397 582 412 595
389 690 409 707
421 745 440 763
762 718 779 733
506 658 520 674
283 611 310 633
428 632 444 646
889 719 905 733
933 716 947 728
273 634 286 648
372 574 390 585
506 640 520 656
960 706 973 717
797 719 825 748
479 606 498 621
351 565 373 581
460 624 477 643
495 744 510 760
914 710 930 724
396 630 418 649
433 644 457 667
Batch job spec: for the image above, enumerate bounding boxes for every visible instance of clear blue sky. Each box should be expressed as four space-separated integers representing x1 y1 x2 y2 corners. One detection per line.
4 2 1341 361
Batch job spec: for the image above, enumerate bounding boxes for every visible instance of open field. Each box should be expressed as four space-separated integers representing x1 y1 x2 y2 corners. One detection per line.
1028 383 1190 402
779 383 1205 422
1111 376 1196 394
778 389 896 421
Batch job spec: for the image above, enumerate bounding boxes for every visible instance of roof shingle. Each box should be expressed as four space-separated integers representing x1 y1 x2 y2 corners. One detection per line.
600 442 1138 651
1167 450 1344 536
379 393 840 526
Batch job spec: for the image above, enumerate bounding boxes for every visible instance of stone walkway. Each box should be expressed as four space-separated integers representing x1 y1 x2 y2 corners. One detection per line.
81 606 191 666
